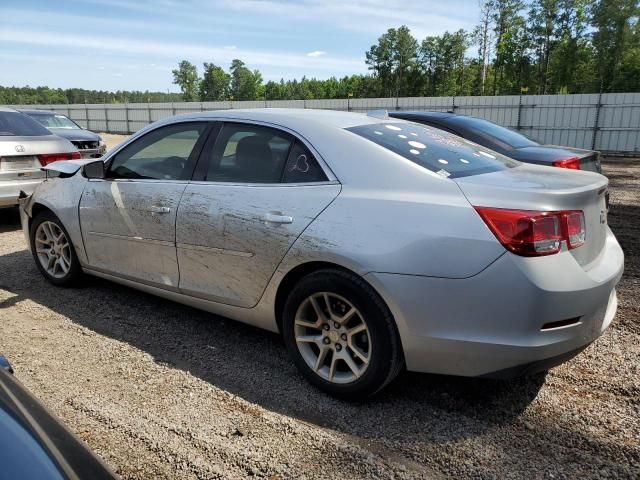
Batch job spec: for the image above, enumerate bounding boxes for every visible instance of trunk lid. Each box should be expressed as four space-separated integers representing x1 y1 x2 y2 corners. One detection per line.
454 164 609 268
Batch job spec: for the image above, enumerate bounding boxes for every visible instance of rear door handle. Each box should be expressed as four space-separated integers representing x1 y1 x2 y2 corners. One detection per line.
149 205 171 214
262 212 293 224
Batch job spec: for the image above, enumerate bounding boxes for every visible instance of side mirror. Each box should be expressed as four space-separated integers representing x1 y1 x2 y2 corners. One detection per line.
83 160 105 179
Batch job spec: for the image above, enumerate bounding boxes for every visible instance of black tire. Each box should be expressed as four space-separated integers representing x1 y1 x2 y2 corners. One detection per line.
282 269 404 399
29 210 83 286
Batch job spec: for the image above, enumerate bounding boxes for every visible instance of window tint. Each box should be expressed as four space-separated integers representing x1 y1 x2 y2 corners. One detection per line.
206 123 292 183
282 141 328 183
0 112 52 137
446 116 539 149
346 122 518 179
108 123 206 180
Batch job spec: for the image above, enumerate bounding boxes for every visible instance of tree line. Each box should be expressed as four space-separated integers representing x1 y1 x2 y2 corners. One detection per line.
0 85 182 105
2 0 638 105
173 0 640 101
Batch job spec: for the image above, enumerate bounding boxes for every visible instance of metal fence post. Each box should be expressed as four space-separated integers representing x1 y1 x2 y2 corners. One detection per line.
85 103 89 130
591 91 603 151
104 104 110 133
517 94 523 130
147 102 152 126
172 102 176 116
125 104 130 134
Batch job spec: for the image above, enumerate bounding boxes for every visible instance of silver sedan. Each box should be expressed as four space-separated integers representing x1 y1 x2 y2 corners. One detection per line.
0 107 80 207
19 109 624 398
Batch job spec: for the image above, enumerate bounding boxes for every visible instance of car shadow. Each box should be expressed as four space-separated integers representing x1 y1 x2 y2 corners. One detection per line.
0 241 546 443
2 202 637 474
0 207 20 233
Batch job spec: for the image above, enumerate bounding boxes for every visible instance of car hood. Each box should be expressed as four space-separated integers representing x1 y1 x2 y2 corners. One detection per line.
48 128 101 142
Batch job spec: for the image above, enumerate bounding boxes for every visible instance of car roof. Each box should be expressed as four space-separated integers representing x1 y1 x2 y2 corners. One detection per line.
0 107 19 113
18 109 58 115
171 108 397 131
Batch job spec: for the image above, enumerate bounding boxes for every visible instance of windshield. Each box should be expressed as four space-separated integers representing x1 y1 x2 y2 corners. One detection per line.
346 122 518 178
0 112 52 136
29 113 81 130
446 115 538 149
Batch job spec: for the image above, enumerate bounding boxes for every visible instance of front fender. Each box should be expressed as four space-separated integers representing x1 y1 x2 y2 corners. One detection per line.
23 174 89 265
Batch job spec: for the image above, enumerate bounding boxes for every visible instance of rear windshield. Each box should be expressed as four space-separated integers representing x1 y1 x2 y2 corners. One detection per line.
446 115 538 149
0 111 52 137
346 122 518 178
28 112 80 130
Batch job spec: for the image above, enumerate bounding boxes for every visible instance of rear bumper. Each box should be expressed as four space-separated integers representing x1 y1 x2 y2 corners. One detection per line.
0 179 43 207
365 228 624 377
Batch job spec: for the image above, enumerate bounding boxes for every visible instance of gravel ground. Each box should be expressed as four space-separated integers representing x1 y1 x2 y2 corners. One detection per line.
0 156 638 479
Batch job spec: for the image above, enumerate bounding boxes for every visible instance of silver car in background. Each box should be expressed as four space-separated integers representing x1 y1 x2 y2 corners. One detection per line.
0 107 80 207
19 109 623 398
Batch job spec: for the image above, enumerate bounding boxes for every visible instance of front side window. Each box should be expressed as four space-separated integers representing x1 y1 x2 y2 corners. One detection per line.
346 122 519 178
205 123 293 183
108 123 206 180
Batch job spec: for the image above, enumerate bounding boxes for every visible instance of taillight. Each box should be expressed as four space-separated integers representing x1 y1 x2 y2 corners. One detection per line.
552 157 580 170
37 151 81 166
563 211 585 249
475 207 586 257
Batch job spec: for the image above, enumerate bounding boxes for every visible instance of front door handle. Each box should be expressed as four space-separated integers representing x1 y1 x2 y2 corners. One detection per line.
149 205 171 214
262 212 293 224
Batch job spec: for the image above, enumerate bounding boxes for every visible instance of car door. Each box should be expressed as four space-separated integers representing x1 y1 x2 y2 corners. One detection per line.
176 121 341 307
79 121 209 288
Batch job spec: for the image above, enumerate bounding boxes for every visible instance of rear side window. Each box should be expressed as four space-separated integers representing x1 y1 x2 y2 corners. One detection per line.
0 112 52 137
282 141 328 183
446 116 538 149
346 122 518 178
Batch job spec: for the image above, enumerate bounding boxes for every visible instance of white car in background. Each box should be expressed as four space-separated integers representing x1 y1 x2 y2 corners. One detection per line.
0 107 80 207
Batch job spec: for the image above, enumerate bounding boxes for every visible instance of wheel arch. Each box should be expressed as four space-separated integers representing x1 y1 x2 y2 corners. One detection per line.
273 261 399 342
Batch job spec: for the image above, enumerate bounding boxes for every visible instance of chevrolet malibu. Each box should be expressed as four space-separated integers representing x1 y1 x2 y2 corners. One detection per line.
19 109 623 398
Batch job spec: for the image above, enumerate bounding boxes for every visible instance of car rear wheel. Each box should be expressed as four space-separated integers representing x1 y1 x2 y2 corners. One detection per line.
30 211 82 286
282 269 403 399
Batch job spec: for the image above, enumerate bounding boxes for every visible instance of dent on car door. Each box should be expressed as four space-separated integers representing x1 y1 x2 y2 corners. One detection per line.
176 121 340 308
79 122 209 288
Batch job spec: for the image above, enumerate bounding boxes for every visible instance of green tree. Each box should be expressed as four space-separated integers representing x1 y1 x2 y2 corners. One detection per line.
172 60 200 101
591 0 640 92
229 59 263 100
366 26 419 97
199 63 230 101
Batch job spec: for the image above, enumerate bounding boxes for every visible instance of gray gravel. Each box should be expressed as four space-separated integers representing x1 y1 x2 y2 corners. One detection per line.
0 156 638 479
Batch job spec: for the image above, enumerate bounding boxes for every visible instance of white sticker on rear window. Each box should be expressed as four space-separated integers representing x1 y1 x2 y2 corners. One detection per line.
436 169 451 177
385 125 402 131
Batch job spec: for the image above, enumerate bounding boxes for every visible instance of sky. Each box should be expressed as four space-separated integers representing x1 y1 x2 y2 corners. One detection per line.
0 0 480 93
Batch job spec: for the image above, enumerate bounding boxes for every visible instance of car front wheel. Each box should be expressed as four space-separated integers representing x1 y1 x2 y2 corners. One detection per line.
282 269 403 399
30 211 82 286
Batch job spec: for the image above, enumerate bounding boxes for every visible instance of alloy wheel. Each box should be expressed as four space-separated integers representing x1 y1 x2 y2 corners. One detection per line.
294 292 372 384
34 221 72 279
